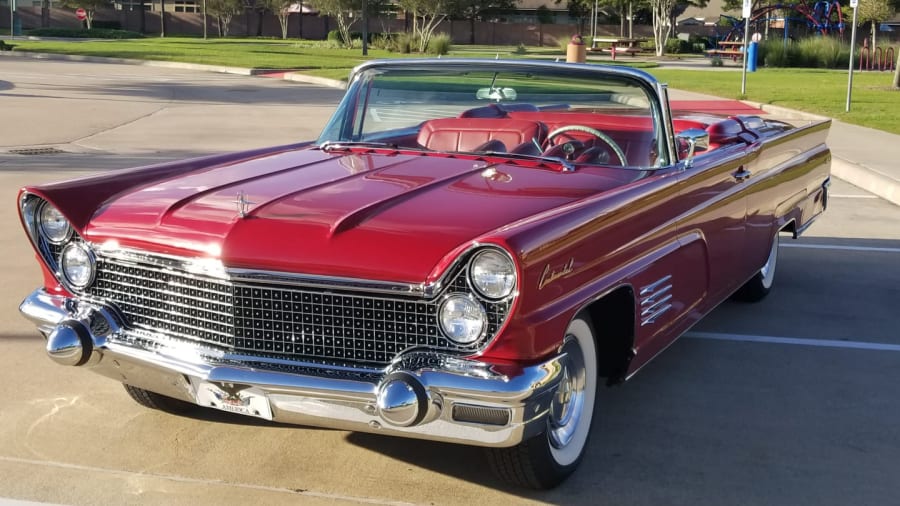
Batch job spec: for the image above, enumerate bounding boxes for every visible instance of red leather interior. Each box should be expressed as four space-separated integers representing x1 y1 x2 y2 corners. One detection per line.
417 118 546 152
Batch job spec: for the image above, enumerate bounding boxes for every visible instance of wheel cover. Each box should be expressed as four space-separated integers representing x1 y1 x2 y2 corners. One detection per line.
760 235 779 289
546 125 628 166
547 319 597 466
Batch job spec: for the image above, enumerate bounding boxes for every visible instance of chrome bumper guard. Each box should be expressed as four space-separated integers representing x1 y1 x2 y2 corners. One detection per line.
20 289 563 448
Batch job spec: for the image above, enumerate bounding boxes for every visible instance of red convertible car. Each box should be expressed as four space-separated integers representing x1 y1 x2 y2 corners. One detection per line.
18 60 831 489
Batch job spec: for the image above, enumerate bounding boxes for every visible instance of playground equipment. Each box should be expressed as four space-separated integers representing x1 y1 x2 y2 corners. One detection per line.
717 0 844 43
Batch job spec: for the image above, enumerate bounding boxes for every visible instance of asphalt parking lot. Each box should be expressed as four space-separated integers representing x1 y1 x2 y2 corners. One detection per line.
1 59 899 506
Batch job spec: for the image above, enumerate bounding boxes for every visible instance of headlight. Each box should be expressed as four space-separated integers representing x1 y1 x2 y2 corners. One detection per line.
61 243 96 289
439 295 486 345
39 203 72 244
469 249 516 299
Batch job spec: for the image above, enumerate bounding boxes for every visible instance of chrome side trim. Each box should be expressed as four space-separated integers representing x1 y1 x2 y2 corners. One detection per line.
639 275 674 326
639 274 673 296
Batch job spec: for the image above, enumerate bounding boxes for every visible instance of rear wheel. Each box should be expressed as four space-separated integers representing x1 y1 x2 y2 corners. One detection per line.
123 384 197 414
487 315 598 489
733 234 779 302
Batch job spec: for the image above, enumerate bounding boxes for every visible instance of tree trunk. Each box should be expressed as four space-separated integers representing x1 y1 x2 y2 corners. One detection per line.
539 23 543 47
469 16 475 45
893 49 900 89
41 0 50 28
160 0 166 37
139 0 146 33
256 8 264 36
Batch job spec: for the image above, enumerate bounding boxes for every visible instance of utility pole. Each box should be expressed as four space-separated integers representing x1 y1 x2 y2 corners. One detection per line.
846 0 859 111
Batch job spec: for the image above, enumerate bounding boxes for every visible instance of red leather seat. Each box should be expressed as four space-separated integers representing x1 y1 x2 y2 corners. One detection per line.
417 118 546 152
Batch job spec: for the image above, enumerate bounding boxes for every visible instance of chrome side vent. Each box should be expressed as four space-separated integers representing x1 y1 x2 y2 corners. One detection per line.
640 275 673 326
452 404 511 426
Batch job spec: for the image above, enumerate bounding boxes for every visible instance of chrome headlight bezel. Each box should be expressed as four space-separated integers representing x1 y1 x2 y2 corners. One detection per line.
38 201 73 245
438 294 488 345
60 242 96 290
468 247 517 300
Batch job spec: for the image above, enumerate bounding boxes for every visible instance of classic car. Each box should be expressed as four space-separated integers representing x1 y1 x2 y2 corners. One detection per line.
18 59 831 489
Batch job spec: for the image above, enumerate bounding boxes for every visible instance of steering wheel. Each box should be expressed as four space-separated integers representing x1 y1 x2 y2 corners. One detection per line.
545 125 628 166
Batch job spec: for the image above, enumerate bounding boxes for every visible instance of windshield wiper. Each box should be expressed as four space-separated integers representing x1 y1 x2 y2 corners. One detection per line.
318 141 399 152
477 151 575 172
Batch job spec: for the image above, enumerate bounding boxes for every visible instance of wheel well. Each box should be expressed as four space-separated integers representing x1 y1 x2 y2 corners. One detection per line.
582 286 636 386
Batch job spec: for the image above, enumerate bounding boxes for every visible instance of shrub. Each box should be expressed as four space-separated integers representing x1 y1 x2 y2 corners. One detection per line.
25 28 143 39
326 29 342 43
394 32 415 54
92 20 122 30
512 43 527 55
710 56 724 67
426 33 452 55
759 37 849 69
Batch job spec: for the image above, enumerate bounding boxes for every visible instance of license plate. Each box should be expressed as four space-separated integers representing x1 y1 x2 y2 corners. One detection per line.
195 381 273 420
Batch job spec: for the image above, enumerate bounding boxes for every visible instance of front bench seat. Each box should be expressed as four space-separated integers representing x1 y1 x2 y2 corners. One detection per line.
417 118 546 153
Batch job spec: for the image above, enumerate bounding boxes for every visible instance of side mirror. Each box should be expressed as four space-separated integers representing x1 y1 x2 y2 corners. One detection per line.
676 128 709 168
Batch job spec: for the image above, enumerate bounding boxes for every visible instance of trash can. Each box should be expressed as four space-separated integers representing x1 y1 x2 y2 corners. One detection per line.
566 34 586 63
747 41 758 72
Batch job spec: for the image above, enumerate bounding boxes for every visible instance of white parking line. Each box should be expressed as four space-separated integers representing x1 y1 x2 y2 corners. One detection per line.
829 194 879 199
780 243 900 254
685 331 900 352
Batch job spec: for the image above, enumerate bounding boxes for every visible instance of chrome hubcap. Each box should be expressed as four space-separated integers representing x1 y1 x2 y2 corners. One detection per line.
548 337 586 450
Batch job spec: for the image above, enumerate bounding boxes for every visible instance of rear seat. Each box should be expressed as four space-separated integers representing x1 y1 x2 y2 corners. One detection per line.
417 118 547 152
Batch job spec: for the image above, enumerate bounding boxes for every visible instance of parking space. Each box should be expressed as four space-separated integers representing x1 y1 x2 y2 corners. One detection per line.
1 61 898 506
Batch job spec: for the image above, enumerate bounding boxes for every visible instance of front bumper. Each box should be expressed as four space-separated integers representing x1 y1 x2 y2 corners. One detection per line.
20 288 563 448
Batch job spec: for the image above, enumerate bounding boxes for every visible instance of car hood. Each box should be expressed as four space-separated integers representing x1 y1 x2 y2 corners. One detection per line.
83 148 617 283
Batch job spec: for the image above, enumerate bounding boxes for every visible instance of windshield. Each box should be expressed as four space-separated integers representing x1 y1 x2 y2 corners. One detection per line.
318 63 667 168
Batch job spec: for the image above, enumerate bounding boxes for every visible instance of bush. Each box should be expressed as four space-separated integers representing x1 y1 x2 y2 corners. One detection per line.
394 32 415 54
25 28 143 39
92 20 121 30
326 29 342 43
512 43 527 55
426 34 452 55
759 37 849 69
710 56 724 67
0 40 13 51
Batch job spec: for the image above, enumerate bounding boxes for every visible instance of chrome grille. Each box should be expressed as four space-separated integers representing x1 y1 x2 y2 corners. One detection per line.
88 252 512 366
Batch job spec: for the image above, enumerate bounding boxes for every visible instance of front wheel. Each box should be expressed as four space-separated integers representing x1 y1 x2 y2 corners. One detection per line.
487 315 598 489
733 233 779 302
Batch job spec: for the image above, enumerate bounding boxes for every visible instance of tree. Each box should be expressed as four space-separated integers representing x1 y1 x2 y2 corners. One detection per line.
58 0 111 29
555 0 591 34
649 0 676 56
536 5 554 46
307 0 361 48
261 0 294 39
397 0 449 52
206 0 243 36
449 0 515 44
894 49 900 89
856 0 894 48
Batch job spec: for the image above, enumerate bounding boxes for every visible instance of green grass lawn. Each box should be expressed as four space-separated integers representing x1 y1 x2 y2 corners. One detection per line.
9 37 900 134
648 68 900 135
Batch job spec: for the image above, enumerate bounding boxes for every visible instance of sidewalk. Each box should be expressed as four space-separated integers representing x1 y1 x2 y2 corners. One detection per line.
1 49 898 206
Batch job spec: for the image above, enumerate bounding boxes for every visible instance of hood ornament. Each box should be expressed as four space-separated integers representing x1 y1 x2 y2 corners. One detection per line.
234 191 255 219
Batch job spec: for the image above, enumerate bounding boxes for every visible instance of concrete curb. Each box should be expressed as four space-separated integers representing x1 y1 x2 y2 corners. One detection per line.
831 157 900 207
283 72 347 89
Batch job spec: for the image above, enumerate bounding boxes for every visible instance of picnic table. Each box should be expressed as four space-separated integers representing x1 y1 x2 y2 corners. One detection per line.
590 38 646 60
707 40 745 61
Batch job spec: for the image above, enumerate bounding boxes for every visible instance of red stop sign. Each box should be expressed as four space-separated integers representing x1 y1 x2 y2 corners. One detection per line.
75 8 87 20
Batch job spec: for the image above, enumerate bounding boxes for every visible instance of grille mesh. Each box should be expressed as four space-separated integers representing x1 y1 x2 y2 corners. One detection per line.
88 252 511 366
